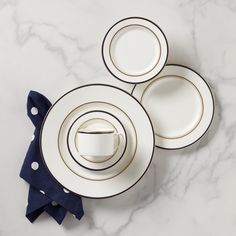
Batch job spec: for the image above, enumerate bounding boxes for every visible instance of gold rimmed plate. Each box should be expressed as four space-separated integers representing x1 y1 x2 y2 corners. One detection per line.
132 64 214 149
102 17 168 84
59 102 136 181
40 84 155 198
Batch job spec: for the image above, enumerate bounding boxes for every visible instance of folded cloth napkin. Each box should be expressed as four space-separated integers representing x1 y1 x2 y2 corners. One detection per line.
20 91 84 224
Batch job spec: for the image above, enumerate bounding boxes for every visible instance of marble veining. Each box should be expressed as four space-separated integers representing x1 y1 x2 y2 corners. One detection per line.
0 0 236 235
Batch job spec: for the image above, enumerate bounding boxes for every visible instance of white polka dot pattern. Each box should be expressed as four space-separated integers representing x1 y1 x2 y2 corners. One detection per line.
21 91 84 223
63 188 70 193
40 190 45 195
31 162 39 170
31 107 38 115
51 201 58 206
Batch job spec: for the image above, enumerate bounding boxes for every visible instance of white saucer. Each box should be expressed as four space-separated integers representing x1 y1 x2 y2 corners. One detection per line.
40 84 154 198
66 110 127 170
132 65 214 149
58 102 137 181
102 17 168 84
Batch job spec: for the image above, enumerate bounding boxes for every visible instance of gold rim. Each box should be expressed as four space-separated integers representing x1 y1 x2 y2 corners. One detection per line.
140 75 204 139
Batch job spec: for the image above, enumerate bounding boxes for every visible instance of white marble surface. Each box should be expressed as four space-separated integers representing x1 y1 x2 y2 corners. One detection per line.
1 0 236 235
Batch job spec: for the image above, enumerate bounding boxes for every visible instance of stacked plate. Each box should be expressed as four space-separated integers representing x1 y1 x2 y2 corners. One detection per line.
41 17 214 199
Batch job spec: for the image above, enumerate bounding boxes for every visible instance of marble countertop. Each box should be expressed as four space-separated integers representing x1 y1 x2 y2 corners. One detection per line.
1 0 236 235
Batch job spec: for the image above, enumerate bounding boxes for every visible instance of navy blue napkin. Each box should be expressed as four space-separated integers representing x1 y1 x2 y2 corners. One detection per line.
20 91 84 224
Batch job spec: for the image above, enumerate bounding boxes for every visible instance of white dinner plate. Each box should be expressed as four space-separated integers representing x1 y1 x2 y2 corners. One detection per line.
40 84 155 198
132 65 214 149
67 110 127 171
102 17 168 84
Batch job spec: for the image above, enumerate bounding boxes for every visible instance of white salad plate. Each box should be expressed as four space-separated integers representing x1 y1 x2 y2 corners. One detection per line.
132 64 214 149
40 84 155 198
58 101 137 181
102 17 168 84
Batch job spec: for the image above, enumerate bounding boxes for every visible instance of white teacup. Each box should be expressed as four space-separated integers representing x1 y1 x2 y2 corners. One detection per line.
77 128 120 159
